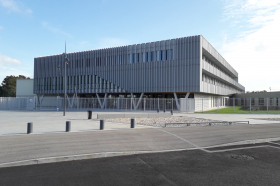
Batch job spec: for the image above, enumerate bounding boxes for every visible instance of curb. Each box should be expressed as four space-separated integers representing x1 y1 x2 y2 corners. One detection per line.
0 149 188 169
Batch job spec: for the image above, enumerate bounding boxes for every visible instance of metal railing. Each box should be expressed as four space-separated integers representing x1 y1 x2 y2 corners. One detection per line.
165 121 250 127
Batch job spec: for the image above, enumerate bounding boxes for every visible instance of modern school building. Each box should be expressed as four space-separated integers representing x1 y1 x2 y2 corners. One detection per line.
33 35 245 111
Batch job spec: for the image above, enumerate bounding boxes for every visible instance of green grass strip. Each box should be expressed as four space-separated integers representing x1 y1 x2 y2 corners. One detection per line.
196 106 280 114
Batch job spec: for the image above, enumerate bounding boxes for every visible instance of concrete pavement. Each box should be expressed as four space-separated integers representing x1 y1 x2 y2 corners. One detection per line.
1 123 280 167
0 111 156 136
1 110 280 136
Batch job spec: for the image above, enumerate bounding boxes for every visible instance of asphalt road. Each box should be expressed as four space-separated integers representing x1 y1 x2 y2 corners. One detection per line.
1 123 280 165
1 144 280 186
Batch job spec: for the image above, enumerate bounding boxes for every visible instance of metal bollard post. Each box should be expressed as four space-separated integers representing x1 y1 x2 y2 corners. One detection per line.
100 120 104 130
163 109 166 113
209 123 211 126
88 110 92 119
66 121 71 132
27 122 33 134
171 109 173 115
157 109 159 113
131 118 135 128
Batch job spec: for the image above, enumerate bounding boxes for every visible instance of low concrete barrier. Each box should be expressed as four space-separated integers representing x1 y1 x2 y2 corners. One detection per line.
97 113 171 119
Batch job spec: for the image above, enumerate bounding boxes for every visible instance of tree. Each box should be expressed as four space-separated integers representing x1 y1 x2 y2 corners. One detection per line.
0 75 30 97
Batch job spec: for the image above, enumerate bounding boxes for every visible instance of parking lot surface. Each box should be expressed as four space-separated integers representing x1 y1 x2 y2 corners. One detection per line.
1 144 280 186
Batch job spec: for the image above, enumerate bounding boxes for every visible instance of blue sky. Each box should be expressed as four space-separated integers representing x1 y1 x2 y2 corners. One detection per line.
0 0 279 91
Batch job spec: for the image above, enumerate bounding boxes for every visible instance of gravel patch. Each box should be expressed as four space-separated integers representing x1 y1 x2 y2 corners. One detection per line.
105 117 227 127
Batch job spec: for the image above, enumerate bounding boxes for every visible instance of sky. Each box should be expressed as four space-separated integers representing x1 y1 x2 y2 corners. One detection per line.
0 0 279 92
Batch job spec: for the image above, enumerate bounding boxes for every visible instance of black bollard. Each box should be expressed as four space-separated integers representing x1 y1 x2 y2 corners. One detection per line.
27 122 33 134
131 118 135 128
88 110 92 119
171 109 173 115
209 123 211 126
157 109 159 113
100 120 104 130
163 109 166 113
66 121 71 132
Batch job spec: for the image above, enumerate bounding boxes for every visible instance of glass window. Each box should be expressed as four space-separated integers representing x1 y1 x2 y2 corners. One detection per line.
160 51 164 61
259 98 264 105
128 54 130 64
132 54 135 63
157 51 160 61
251 98 255 106
167 49 173 60
136 53 139 63
145 52 148 62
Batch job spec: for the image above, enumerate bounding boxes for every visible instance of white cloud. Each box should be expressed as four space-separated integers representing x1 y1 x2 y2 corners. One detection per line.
0 53 21 67
220 0 280 91
0 0 32 14
0 67 32 82
42 22 72 38
97 38 130 48
0 53 27 82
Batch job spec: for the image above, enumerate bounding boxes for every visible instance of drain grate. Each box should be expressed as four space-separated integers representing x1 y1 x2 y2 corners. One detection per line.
231 154 255 160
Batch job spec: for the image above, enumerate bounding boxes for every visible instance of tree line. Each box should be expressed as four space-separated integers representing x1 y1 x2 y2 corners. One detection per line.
0 75 30 97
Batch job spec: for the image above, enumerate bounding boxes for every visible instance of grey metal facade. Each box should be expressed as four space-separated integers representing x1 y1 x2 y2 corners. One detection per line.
33 35 245 96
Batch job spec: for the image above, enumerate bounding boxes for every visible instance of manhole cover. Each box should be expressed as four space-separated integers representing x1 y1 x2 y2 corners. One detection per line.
231 154 255 160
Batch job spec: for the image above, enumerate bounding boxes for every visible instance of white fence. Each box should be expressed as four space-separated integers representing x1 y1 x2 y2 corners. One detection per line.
2 97 279 114
0 97 195 112
0 97 35 110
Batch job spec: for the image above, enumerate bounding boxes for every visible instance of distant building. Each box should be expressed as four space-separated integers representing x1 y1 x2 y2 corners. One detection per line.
232 91 280 106
16 79 35 97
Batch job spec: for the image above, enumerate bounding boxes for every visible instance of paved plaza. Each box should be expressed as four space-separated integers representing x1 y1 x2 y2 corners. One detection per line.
1 110 280 136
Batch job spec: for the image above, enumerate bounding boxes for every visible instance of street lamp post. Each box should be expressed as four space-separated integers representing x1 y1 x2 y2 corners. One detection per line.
63 42 70 116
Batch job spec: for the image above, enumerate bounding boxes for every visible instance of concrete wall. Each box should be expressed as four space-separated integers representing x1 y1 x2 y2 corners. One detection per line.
16 79 36 97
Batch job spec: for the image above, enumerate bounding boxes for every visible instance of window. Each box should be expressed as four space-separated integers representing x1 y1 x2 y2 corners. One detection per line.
106 81 110 89
136 53 139 63
150 52 153 62
128 54 130 64
160 51 164 61
119 55 122 64
167 49 173 60
251 98 255 106
132 54 135 63
145 52 148 62
259 98 264 105
95 76 98 84
241 99 244 106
